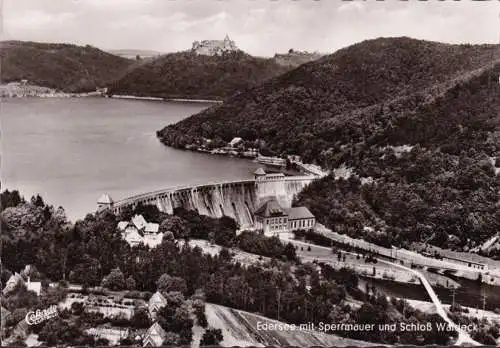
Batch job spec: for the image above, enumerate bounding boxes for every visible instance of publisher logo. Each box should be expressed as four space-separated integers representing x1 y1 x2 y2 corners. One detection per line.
25 305 59 325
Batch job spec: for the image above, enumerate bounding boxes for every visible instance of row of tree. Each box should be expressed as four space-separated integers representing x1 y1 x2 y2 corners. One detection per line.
1 191 462 345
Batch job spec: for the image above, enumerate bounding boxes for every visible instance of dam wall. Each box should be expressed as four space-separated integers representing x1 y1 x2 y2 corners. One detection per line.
111 176 316 230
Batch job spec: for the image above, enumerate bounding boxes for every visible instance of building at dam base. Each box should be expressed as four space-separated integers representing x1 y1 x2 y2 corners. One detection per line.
254 197 315 236
97 168 318 231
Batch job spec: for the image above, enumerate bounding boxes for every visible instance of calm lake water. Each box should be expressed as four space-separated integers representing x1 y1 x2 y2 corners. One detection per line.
1 97 261 221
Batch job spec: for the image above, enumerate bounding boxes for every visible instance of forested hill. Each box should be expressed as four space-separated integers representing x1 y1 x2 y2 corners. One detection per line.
0 41 133 92
107 50 292 100
158 37 500 157
158 37 500 251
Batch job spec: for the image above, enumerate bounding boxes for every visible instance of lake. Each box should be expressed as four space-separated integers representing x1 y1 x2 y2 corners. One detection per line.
1 97 261 221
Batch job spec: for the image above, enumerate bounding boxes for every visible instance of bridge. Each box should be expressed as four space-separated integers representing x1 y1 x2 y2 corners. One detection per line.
392 263 480 346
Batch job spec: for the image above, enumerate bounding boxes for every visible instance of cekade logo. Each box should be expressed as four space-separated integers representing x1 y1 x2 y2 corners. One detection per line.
25 305 59 325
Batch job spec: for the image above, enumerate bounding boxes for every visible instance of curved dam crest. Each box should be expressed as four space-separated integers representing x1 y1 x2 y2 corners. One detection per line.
110 176 317 229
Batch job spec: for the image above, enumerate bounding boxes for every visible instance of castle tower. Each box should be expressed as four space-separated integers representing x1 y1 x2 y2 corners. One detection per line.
97 193 114 212
254 167 266 181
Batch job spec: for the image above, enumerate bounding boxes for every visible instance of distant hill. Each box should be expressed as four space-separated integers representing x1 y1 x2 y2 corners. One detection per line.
273 50 324 68
158 37 500 251
107 50 292 100
0 41 133 92
107 49 165 59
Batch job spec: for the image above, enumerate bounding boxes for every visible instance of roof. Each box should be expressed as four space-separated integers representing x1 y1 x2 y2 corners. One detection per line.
287 206 315 220
132 215 148 230
98 194 114 204
148 292 167 308
254 168 266 175
145 223 159 233
144 322 166 346
117 221 130 230
131 215 159 233
254 198 286 217
3 273 24 294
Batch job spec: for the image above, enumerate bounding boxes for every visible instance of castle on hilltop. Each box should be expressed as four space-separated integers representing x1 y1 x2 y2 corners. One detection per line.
191 35 238 56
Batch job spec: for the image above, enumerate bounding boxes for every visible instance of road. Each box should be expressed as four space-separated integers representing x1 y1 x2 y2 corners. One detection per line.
314 224 492 275
391 262 480 346
281 237 481 346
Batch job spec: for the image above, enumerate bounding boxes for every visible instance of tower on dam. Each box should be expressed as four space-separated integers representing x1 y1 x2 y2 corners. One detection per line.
97 193 114 212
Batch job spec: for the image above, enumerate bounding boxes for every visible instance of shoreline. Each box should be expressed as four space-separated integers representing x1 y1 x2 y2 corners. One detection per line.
110 94 222 104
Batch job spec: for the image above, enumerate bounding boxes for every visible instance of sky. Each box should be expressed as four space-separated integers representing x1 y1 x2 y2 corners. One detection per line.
2 0 500 57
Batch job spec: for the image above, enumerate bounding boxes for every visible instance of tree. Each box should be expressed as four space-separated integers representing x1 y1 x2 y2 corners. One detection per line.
283 242 297 261
156 274 188 294
101 268 126 290
71 301 84 315
131 307 151 329
159 216 190 239
200 328 223 346
214 216 237 247
31 194 45 207
0 189 23 211
136 54 141 61
126 276 137 290
163 332 181 345
68 256 102 287
38 318 95 346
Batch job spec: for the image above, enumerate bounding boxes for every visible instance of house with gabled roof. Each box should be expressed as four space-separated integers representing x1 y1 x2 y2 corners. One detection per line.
2 273 24 295
117 214 162 248
142 322 166 347
148 292 167 318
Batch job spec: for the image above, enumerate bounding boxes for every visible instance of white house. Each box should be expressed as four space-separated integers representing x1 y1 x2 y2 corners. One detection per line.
148 292 167 318
143 322 167 347
26 277 42 296
117 215 163 248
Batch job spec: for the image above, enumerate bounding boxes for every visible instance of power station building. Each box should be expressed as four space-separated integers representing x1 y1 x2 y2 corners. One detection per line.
253 197 316 236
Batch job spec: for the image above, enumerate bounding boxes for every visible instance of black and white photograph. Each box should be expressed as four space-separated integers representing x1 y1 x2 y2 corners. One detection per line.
1 0 500 346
